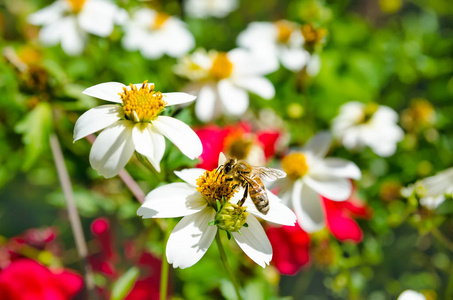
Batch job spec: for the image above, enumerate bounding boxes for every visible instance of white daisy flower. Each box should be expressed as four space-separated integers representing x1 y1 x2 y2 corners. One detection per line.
74 81 202 178
398 290 426 300
173 48 278 122
402 167 453 210
27 0 124 56
137 153 296 269
332 101 404 157
237 20 313 72
122 8 195 59
184 0 239 19
277 132 362 233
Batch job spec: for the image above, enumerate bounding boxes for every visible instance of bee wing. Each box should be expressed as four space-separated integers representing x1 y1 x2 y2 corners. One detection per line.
252 167 287 181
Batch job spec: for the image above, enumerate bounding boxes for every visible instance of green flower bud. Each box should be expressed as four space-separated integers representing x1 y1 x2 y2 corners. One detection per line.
215 202 249 232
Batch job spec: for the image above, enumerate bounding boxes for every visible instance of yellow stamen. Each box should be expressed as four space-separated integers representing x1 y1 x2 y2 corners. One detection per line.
151 12 170 30
301 24 327 52
281 152 309 180
275 20 294 44
401 98 435 131
67 0 86 13
209 52 233 81
224 131 254 161
119 81 166 123
196 170 237 207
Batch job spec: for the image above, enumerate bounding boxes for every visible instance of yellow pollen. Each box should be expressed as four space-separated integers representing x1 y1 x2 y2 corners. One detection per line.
119 81 167 123
196 170 237 207
209 52 233 81
151 12 170 30
67 0 86 13
275 20 294 44
281 152 309 180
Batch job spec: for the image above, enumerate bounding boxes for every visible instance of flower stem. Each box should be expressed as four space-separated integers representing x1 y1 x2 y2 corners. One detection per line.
215 231 243 300
160 221 172 300
49 134 96 298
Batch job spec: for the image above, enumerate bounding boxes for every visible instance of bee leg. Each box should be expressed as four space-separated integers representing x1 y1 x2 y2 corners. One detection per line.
237 184 249 207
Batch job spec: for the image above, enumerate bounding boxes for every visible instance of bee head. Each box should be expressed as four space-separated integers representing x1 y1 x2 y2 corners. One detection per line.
223 158 237 174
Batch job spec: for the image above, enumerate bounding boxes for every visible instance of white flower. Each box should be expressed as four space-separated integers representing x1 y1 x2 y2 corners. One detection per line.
27 0 124 56
173 48 278 122
403 167 453 209
137 153 296 269
122 8 195 59
332 101 404 157
397 290 426 300
237 21 317 72
185 0 239 18
74 81 202 178
277 132 362 233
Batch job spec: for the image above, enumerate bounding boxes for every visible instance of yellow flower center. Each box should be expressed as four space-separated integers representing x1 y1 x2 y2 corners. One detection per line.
224 131 254 161
151 12 170 30
281 152 309 180
67 0 86 13
358 102 379 124
275 20 294 44
401 98 435 131
196 170 237 207
301 24 327 52
209 52 233 81
119 81 167 123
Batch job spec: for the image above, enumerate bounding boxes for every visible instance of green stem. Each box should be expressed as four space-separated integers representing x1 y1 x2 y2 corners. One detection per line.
215 231 243 300
160 222 171 300
431 227 453 252
446 264 453 299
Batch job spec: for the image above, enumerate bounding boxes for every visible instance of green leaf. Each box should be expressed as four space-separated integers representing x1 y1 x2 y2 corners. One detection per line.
110 267 140 300
14 102 53 170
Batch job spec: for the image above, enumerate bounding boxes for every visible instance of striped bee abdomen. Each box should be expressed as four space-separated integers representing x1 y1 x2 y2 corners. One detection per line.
248 176 269 215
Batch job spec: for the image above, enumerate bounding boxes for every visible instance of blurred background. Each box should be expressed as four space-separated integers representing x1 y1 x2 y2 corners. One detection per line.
1 0 453 299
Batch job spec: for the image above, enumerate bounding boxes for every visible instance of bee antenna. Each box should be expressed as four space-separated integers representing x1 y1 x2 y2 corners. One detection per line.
215 165 224 181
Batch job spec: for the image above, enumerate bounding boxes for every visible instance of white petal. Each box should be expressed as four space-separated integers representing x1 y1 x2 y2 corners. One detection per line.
137 183 207 218
175 168 206 187
60 17 86 56
166 208 217 269
218 152 227 166
132 124 165 172
304 176 352 201
232 215 272 268
89 120 135 178
397 290 426 300
163 20 195 57
74 105 123 141
162 92 196 106
292 180 325 233
279 47 310 71
78 0 117 37
195 84 217 122
246 191 296 226
39 21 65 46
310 158 362 180
233 77 275 100
153 116 203 160
218 80 249 116
82 82 125 103
303 131 332 159
27 1 67 25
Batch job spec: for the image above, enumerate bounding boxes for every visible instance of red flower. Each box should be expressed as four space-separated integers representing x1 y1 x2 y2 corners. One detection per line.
266 223 310 275
89 218 117 277
0 259 83 300
126 253 162 300
322 195 372 243
195 122 281 170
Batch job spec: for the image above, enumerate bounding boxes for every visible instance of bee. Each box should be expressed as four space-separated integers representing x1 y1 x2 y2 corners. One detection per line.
219 158 286 215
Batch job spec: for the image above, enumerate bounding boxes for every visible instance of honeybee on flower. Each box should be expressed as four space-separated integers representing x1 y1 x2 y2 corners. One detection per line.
137 153 296 268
